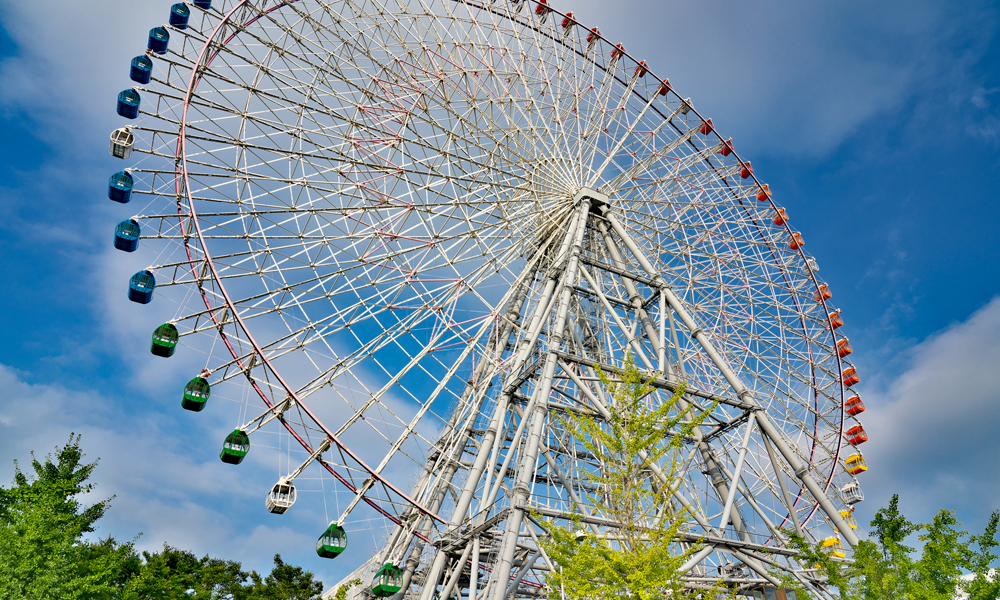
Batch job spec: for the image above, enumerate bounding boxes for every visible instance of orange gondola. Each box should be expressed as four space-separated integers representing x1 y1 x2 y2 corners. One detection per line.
845 395 865 416
773 208 789 225
842 367 860 388
757 184 772 202
846 425 868 445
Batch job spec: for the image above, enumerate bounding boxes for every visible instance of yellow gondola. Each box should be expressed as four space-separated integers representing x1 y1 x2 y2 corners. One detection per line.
846 453 867 475
820 536 845 559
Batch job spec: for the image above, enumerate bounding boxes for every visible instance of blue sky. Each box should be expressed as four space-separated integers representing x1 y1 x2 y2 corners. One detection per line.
1 0 999 587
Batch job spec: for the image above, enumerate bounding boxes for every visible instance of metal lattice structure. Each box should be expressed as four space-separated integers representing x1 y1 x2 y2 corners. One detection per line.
106 0 869 598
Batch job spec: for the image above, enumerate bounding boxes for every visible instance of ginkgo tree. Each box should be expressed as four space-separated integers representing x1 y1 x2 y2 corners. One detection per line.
537 355 719 600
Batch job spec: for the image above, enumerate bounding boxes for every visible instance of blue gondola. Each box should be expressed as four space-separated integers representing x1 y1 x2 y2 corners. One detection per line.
193 0 211 9
130 55 153 84
108 171 134 204
117 89 141 119
114 219 141 252
169 3 191 29
148 26 169 54
128 270 156 304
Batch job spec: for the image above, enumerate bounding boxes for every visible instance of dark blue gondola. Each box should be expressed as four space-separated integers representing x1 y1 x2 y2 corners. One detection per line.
108 171 134 204
128 270 156 304
117 89 141 119
114 219 141 252
169 3 191 29
130 55 153 84
193 0 211 9
148 26 169 54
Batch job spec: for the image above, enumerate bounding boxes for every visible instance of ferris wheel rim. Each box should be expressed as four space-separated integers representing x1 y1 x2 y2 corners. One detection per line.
160 0 859 546
173 0 447 529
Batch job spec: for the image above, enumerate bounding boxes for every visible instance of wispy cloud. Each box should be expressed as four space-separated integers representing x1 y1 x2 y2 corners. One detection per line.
566 0 998 157
0 0 162 150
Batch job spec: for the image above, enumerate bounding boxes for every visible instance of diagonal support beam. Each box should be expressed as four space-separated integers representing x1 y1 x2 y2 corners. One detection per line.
601 209 860 546
488 195 592 600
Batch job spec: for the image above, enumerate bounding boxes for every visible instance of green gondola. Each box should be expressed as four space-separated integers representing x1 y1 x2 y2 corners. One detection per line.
150 323 178 357
371 563 403 597
219 429 250 464
181 374 211 411
315 522 348 558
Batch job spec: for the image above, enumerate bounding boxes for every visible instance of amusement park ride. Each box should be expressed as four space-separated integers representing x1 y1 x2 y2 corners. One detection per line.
105 0 869 598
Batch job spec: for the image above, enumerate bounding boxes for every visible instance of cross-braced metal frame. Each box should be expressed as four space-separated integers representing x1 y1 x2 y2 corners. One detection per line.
109 0 866 598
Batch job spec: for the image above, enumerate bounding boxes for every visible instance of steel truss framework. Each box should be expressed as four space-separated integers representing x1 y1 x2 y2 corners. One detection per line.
110 0 866 598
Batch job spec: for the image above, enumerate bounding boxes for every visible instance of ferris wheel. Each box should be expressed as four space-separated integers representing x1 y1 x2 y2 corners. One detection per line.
105 0 870 597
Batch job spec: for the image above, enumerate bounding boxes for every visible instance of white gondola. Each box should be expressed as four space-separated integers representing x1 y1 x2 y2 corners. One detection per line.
109 127 134 159
266 477 296 514
718 563 747 578
841 481 864 505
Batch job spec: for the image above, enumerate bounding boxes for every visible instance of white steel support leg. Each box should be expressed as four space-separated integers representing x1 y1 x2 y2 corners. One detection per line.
508 402 600 534
439 540 475 600
717 414 756 532
402 274 535 599
595 219 663 359
593 217 753 542
504 549 542 599
489 198 591 600
469 536 480 600
679 545 716 574
602 211 860 547
763 432 804 536
659 292 666 373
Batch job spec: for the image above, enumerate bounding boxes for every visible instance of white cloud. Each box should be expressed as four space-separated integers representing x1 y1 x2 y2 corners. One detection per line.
971 87 1000 109
852 296 1000 531
0 0 162 149
2 0 996 161
0 361 359 582
564 0 997 156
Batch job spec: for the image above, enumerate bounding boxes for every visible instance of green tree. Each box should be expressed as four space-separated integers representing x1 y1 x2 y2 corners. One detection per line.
131 547 324 600
252 554 324 600
538 355 716 600
0 436 327 600
133 544 258 599
787 496 1000 600
0 434 141 599
913 509 970 600
965 511 1000 600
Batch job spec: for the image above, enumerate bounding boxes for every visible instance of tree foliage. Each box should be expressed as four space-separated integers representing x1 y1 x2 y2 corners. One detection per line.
0 435 324 600
967 511 1000 600
0 434 140 599
538 355 717 600
787 495 1000 600
254 554 324 600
